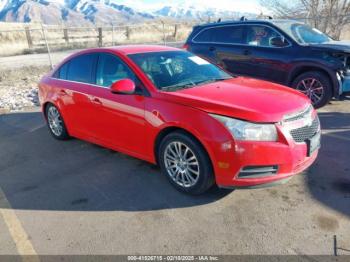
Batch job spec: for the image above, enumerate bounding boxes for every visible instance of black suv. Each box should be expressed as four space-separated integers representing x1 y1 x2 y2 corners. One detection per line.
184 19 350 108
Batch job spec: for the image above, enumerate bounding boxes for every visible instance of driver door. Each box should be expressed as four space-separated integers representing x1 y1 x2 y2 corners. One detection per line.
243 25 293 84
90 52 147 157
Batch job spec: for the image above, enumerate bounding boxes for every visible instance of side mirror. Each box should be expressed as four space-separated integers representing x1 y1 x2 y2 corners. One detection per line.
110 79 135 95
270 37 288 47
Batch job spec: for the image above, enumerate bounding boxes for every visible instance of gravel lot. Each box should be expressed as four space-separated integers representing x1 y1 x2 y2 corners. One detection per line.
0 54 349 257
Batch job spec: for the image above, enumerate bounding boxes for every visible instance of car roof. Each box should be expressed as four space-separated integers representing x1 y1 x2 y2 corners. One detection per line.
198 19 302 28
99 45 180 55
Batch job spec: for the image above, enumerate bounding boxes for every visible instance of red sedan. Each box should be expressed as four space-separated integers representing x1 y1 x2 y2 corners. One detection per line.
38 45 320 194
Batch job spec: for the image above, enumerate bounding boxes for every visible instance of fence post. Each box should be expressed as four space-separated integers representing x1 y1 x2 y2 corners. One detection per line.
63 28 69 44
111 24 114 46
173 24 178 40
41 23 53 69
25 26 33 49
161 21 166 45
98 27 103 47
125 26 130 40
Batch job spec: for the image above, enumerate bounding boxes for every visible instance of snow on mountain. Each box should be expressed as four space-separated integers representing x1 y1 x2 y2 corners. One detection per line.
0 0 256 25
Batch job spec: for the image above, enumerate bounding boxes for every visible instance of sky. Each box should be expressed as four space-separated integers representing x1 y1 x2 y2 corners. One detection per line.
113 0 265 14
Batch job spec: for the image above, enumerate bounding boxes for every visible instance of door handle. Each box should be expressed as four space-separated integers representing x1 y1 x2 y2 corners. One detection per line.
243 50 251 56
209 46 216 52
59 89 68 95
91 97 102 105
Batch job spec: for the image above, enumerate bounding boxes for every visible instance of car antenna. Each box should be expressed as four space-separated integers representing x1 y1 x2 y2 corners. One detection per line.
217 18 222 23
240 16 247 21
268 16 273 20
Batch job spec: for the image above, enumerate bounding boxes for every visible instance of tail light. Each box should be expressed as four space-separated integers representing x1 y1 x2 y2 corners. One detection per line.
182 43 189 50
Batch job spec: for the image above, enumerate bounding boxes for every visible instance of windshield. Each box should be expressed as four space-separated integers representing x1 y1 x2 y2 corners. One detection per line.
274 21 332 44
128 51 232 91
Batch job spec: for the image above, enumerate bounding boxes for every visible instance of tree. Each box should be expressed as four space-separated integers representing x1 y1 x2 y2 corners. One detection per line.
260 0 350 39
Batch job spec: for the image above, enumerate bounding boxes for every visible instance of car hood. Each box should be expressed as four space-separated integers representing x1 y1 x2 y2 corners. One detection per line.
309 41 350 54
157 77 310 123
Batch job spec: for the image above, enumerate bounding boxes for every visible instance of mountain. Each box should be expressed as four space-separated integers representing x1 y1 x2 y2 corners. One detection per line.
154 4 248 21
0 0 256 25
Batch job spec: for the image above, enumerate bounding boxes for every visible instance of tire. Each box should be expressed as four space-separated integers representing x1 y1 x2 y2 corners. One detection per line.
45 103 70 140
291 71 332 108
158 131 215 195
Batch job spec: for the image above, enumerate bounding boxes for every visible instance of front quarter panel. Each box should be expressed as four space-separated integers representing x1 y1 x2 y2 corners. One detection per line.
144 94 236 183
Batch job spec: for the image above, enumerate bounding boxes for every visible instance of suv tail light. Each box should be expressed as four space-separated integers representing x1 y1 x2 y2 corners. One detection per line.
182 43 189 50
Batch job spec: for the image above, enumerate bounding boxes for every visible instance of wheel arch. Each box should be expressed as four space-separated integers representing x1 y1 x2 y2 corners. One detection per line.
287 63 339 97
153 126 215 171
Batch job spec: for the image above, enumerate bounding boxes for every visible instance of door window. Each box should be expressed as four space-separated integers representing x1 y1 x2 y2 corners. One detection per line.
194 26 245 44
96 53 136 87
246 25 284 47
212 26 245 44
66 53 97 84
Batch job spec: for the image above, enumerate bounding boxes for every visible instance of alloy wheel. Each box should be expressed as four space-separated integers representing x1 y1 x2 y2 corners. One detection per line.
163 141 200 188
47 106 63 137
296 78 325 105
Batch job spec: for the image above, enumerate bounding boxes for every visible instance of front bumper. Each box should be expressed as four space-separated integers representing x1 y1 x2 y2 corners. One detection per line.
338 72 350 95
214 139 319 188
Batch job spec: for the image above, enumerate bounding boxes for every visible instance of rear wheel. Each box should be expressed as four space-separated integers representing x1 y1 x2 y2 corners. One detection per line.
158 131 215 195
291 71 332 108
45 103 69 140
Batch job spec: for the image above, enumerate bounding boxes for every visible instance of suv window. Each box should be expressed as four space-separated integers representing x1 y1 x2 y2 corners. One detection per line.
193 28 214 42
66 53 97 84
194 25 245 44
213 26 245 44
246 25 284 47
96 53 136 87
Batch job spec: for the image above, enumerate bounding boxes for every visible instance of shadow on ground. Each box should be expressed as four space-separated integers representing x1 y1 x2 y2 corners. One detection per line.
305 112 350 217
0 111 232 212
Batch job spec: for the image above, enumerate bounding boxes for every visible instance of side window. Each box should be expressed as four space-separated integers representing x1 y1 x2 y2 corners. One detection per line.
193 28 215 42
246 25 283 47
66 53 97 84
53 62 69 80
213 26 245 44
96 53 136 87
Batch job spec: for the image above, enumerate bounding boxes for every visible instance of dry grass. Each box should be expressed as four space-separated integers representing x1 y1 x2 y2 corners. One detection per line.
0 22 194 57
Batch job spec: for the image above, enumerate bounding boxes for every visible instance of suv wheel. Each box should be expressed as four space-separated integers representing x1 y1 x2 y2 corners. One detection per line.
46 103 70 140
158 131 215 195
291 71 332 108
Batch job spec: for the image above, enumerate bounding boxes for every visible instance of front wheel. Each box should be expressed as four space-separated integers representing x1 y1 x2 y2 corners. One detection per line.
158 131 215 195
291 71 333 108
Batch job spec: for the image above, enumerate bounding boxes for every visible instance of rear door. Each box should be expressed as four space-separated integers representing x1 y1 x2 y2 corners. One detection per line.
53 53 98 139
190 25 252 75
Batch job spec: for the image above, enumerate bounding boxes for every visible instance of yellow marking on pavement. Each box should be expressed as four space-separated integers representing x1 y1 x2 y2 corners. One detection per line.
0 189 40 262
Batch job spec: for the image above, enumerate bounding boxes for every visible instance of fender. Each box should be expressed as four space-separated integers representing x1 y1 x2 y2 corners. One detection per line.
287 62 340 98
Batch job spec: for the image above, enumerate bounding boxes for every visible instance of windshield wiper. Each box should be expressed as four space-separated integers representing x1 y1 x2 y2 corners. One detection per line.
162 81 196 92
195 77 232 86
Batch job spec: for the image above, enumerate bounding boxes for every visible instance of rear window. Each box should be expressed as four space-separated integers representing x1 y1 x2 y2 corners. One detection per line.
66 53 97 84
194 25 245 44
193 28 214 42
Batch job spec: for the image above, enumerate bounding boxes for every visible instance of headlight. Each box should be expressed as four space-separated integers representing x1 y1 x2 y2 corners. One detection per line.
210 114 278 141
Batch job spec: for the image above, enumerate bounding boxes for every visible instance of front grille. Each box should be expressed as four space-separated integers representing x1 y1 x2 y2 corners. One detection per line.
238 165 278 178
289 116 320 143
283 105 312 122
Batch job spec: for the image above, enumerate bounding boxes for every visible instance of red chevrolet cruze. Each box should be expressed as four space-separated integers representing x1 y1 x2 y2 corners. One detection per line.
39 45 320 194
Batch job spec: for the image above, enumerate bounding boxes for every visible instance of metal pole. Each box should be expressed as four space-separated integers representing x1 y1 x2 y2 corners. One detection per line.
41 23 53 69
